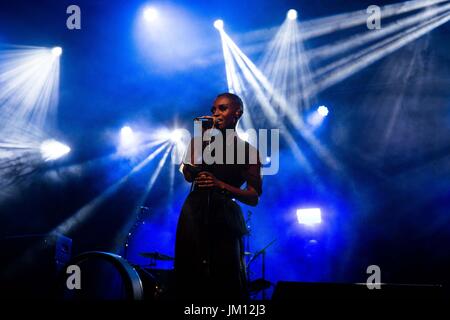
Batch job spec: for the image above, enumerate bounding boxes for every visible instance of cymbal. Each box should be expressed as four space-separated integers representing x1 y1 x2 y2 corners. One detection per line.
139 252 174 261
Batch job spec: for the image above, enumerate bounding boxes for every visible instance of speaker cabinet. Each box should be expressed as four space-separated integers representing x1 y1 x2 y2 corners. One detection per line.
272 281 446 299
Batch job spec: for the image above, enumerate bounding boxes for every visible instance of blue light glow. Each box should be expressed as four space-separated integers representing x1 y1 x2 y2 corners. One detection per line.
120 126 135 147
40 139 71 161
317 105 329 117
296 208 322 226
143 7 158 22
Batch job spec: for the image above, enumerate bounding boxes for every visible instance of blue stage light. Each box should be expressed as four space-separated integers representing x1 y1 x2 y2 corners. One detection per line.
287 9 298 21
317 105 329 117
143 7 158 22
170 129 183 143
40 139 71 161
51 47 62 57
296 208 322 226
238 131 249 141
214 19 224 30
120 126 135 146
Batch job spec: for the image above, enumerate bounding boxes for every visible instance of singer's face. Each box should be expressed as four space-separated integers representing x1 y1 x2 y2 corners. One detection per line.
211 96 240 130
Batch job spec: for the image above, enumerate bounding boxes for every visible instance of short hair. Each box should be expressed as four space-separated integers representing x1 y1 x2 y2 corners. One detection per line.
216 92 244 114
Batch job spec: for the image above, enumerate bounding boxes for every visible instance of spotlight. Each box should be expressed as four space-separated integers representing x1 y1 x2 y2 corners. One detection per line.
287 9 298 21
317 105 329 117
170 129 183 143
239 132 249 141
120 126 135 146
214 19 224 30
40 139 71 161
155 128 186 143
51 47 62 57
296 208 322 226
143 7 158 21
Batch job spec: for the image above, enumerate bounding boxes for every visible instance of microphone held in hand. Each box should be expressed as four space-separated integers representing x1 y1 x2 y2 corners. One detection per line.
194 116 215 129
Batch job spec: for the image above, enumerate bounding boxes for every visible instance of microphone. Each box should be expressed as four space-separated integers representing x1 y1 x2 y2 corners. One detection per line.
193 116 214 122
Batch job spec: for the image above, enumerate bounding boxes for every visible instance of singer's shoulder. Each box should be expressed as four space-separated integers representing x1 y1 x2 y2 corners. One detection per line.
234 135 261 163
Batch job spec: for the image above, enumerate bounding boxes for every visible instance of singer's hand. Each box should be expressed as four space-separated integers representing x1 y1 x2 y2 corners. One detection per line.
194 171 224 189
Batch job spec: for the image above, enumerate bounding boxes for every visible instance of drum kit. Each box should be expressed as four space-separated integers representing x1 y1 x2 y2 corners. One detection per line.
59 208 275 300
132 248 275 300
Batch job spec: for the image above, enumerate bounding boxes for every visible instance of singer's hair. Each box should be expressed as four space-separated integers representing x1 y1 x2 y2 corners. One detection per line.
216 92 244 115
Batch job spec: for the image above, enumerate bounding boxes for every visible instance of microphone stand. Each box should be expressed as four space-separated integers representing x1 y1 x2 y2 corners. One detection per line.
245 210 253 282
203 121 216 278
247 239 276 300
190 118 216 278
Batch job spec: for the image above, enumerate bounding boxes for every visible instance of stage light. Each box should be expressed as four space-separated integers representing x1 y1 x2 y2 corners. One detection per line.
296 208 322 226
237 0 448 47
170 129 183 143
308 107 328 126
120 126 135 146
214 19 224 31
287 9 298 21
143 7 158 22
53 142 170 235
309 9 450 96
317 105 329 117
51 47 62 57
0 46 61 132
155 128 185 143
40 139 71 161
239 132 249 141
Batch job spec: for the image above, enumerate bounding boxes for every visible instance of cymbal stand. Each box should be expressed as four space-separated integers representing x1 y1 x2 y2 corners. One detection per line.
247 239 276 300
124 206 149 261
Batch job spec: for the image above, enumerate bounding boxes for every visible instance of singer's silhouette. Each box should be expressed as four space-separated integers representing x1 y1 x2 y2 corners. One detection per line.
175 93 262 301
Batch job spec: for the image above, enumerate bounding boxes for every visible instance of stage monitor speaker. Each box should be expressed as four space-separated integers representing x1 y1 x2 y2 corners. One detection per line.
272 281 446 300
0 233 72 299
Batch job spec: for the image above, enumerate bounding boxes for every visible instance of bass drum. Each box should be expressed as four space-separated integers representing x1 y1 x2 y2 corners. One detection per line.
134 267 175 301
59 251 144 300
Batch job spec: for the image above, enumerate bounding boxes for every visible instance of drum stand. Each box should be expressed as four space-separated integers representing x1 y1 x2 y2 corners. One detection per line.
245 211 276 300
124 206 149 261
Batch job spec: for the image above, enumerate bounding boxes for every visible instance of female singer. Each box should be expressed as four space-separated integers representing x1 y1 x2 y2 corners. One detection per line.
175 92 262 300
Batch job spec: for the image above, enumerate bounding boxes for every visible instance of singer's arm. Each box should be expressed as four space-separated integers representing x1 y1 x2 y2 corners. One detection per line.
180 137 202 183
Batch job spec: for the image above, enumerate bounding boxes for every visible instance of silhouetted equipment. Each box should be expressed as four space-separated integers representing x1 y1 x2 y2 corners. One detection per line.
139 252 174 261
247 239 276 265
0 233 72 299
246 239 276 299
134 266 175 300
59 251 144 300
248 278 272 293
272 281 446 300
139 251 174 268
124 206 150 260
